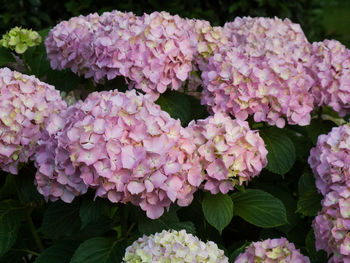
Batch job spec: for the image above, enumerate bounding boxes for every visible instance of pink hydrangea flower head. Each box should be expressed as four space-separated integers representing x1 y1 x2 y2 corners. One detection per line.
64 89 201 219
308 124 350 195
310 40 350 116
34 102 88 202
46 11 195 98
201 17 314 128
223 17 312 60
123 229 229 262
313 185 350 263
0 68 66 174
88 10 141 81
186 113 267 194
235 237 310 263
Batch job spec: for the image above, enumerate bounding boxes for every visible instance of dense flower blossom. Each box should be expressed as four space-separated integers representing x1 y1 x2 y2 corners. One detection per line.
235 237 310 263
201 17 315 128
187 113 267 194
308 124 350 195
123 229 228 262
46 11 195 98
313 185 350 263
185 18 228 69
0 27 41 54
45 13 100 76
34 102 88 203
0 67 66 174
310 39 350 116
62 89 201 219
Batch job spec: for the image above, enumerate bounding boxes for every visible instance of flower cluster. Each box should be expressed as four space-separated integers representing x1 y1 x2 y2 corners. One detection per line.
185 18 228 70
235 237 310 263
201 17 315 128
308 124 350 195
186 113 267 194
34 102 88 203
0 68 66 174
46 11 196 99
310 39 350 116
313 185 350 263
45 13 100 76
0 27 41 54
123 229 228 262
59 89 200 219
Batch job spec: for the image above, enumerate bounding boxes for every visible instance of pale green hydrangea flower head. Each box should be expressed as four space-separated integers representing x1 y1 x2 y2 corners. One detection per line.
0 27 41 54
123 229 228 263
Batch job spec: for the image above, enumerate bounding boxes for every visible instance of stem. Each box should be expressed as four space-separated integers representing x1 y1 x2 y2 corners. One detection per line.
126 223 136 237
26 208 44 252
13 176 44 252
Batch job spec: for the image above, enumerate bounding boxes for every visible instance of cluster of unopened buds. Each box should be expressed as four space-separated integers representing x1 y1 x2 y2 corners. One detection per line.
122 229 229 262
235 237 310 262
0 27 42 54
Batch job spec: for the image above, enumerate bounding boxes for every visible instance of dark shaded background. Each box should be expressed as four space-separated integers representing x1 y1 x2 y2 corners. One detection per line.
1 0 349 47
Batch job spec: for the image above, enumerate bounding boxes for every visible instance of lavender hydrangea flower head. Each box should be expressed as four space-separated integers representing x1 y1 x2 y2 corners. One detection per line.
34 102 88 203
235 237 310 263
45 13 101 76
0 68 66 174
123 229 229 262
313 185 350 263
309 124 350 195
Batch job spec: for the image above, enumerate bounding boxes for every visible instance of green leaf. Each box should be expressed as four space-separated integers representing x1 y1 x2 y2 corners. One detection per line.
79 198 112 228
138 209 195 235
0 175 16 199
305 119 334 145
156 90 191 125
15 172 43 203
297 188 322 217
39 201 80 239
46 69 80 92
74 217 113 240
23 41 50 77
260 127 296 175
202 193 233 233
298 172 317 194
0 48 15 66
297 172 322 217
231 189 287 228
0 200 24 256
70 237 125 263
258 184 299 233
34 240 80 263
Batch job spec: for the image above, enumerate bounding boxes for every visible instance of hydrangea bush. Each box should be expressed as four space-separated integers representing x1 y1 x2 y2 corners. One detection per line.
0 6 349 263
